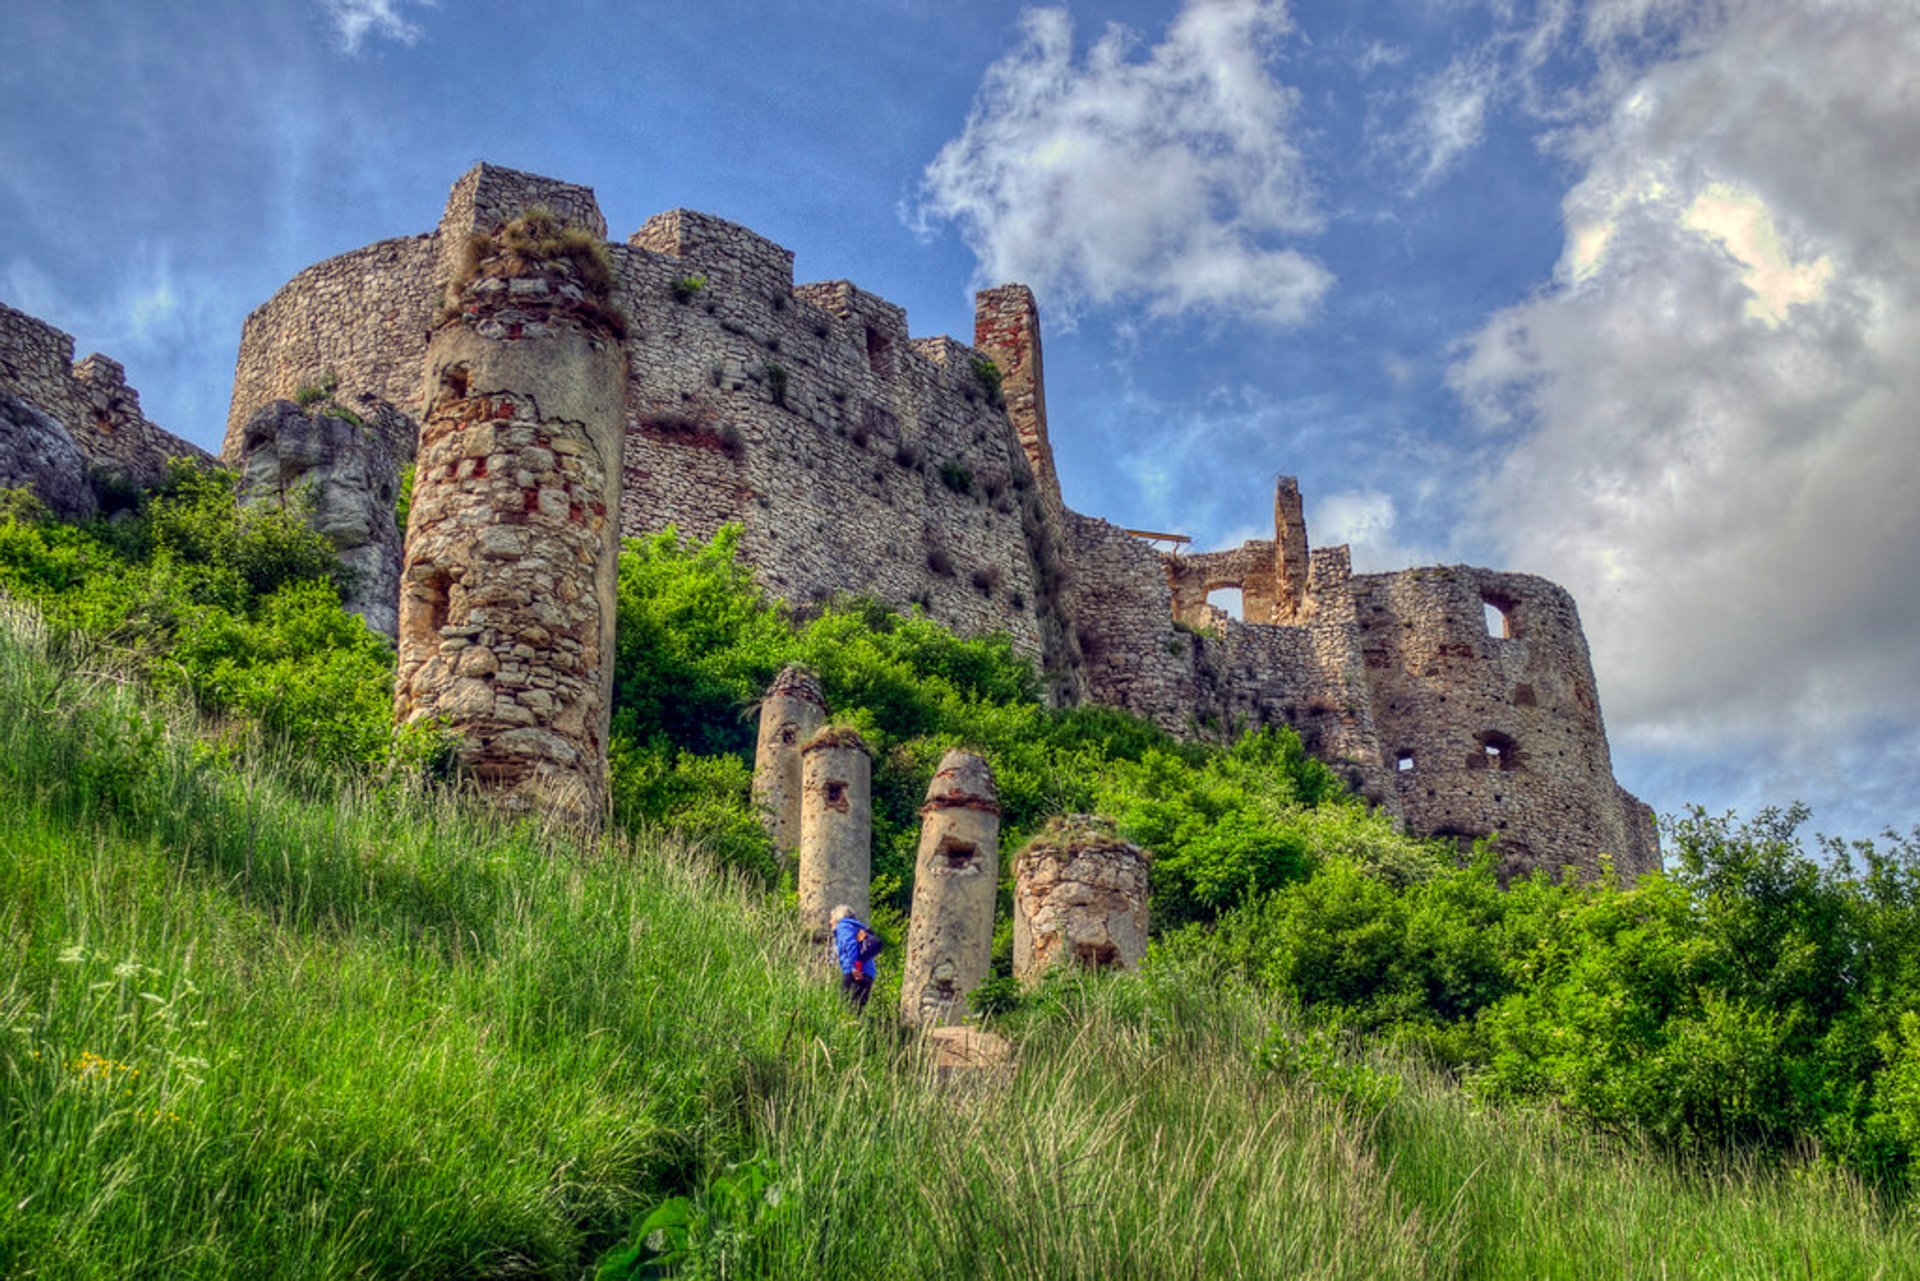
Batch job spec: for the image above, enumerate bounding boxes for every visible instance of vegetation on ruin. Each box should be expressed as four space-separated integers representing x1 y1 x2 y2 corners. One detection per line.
291 370 364 427
971 354 1005 410
441 206 628 339
2 603 1917 1278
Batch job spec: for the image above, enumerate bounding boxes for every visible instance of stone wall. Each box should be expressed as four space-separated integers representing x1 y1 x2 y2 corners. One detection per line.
1352 565 1659 879
612 219 1049 662
0 302 210 491
224 237 439 463
224 162 1657 875
224 165 611 466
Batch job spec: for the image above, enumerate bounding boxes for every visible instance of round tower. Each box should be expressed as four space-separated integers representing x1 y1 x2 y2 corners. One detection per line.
752 665 828 858
1011 815 1150 987
393 212 627 822
798 725 872 937
900 750 1001 1028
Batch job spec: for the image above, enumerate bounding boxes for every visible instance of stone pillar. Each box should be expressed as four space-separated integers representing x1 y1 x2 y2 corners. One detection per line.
394 217 627 823
1011 815 1151 987
900 750 1001 1028
752 665 827 857
1273 475 1310 624
798 725 871 937
973 285 1059 517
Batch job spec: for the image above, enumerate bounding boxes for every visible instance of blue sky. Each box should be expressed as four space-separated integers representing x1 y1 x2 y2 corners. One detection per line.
5 0 1917 845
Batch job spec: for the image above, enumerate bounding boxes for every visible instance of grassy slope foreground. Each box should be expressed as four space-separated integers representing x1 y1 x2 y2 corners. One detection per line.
3 607 1918 1276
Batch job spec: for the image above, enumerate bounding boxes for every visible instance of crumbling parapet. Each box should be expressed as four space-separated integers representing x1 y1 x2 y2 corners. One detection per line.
393 217 627 822
753 665 828 857
1011 815 1150 987
900 750 1001 1028
973 285 1059 517
798 725 872 937
1273 476 1310 624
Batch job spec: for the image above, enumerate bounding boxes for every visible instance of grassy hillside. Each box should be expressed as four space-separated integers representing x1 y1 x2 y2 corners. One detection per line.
4 600 1919 1278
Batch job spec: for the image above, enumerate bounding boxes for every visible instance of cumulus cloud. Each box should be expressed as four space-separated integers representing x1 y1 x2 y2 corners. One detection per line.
321 0 433 54
915 0 1332 328
1450 0 1920 768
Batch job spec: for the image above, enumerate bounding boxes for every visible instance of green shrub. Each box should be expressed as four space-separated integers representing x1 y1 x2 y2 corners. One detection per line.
0 461 395 772
606 526 1423 916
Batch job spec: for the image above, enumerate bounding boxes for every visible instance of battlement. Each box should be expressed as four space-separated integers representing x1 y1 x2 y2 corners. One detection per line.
629 208 796 296
441 162 608 241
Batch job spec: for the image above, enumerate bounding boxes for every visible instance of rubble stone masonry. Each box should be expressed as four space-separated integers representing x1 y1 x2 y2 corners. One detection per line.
0 302 210 492
180 162 1655 871
1012 815 1150 986
393 232 627 822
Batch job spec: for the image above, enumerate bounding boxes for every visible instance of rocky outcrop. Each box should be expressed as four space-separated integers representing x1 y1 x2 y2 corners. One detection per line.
0 389 94 520
236 400 404 637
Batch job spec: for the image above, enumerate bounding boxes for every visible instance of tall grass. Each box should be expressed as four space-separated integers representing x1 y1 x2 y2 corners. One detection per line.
1 596 1916 1278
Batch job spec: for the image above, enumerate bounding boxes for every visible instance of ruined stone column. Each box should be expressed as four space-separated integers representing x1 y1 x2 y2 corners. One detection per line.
394 216 627 823
973 285 1059 517
752 666 827 857
1273 475 1310 624
1012 815 1150 987
900 750 1001 1028
798 725 872 937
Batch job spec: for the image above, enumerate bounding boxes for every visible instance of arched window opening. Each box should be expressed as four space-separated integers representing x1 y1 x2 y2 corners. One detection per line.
1478 730 1520 771
1206 587 1244 621
1482 594 1515 639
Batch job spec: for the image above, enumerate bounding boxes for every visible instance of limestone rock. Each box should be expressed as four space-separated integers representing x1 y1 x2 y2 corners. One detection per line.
0 389 94 520
236 399 404 638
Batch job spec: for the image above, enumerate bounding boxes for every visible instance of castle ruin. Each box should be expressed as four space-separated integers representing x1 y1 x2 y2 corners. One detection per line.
0 162 1658 878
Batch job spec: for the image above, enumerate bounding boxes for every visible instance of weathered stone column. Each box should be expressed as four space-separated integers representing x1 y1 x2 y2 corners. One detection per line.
394 215 627 823
900 750 1001 1028
973 285 1059 518
752 665 827 857
798 725 871 937
1012 815 1150 987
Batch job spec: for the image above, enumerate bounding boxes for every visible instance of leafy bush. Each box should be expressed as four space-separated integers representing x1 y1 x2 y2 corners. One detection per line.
0 464 396 771
607 527 1425 916
1201 806 1920 1192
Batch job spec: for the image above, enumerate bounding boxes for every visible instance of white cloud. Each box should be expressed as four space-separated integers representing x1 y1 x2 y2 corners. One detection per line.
321 0 433 54
1450 0 1920 769
1309 488 1439 573
1395 54 1497 190
915 0 1332 329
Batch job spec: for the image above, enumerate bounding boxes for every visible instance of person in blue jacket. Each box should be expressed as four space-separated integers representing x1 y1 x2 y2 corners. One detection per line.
830 904 883 1010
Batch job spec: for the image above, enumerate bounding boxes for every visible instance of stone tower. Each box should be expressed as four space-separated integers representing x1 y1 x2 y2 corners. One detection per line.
798 725 872 937
900 750 1002 1028
1011 815 1151 986
393 211 628 822
752 665 828 857
973 284 1060 518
